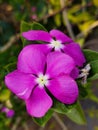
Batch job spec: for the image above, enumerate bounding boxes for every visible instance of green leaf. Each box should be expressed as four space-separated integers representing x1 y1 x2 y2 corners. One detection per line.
54 14 61 27
33 109 53 126
52 99 86 125
65 101 86 125
88 89 98 103
3 62 16 72
31 22 47 31
0 89 11 101
78 81 88 99
52 99 69 114
93 0 98 7
20 21 31 44
20 21 47 46
83 50 98 80
83 49 98 62
90 60 98 74
88 60 98 80
88 73 98 80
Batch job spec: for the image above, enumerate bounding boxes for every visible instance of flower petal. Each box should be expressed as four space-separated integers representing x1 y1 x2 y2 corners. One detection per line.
70 67 79 79
64 42 86 66
22 30 51 42
47 75 79 104
25 87 52 117
17 45 46 74
1 107 15 118
5 70 35 100
29 44 51 54
49 29 73 43
46 52 75 78
6 109 15 118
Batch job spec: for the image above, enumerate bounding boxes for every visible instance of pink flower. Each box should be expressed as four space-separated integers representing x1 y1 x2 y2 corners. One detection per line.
22 29 86 67
31 14 37 20
1 107 15 118
5 45 78 117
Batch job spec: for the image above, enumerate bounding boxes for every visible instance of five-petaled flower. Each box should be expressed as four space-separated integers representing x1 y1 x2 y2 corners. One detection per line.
5 45 79 117
22 29 85 67
5 29 86 118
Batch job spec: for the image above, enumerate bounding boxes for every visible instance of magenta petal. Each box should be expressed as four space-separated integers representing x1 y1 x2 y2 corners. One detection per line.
70 67 79 79
64 42 86 66
5 70 35 100
22 30 51 42
1 107 15 118
6 109 15 118
46 52 75 78
47 75 79 104
25 87 52 117
17 45 46 74
29 44 51 55
49 29 73 43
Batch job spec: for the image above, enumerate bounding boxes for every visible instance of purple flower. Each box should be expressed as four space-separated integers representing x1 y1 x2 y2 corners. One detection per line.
5 45 78 117
22 29 86 67
1 107 15 118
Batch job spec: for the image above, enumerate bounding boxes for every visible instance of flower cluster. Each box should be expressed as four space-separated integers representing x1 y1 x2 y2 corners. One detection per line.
5 29 86 117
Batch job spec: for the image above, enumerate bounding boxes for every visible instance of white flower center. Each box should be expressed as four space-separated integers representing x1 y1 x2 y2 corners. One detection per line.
35 73 49 88
49 40 64 51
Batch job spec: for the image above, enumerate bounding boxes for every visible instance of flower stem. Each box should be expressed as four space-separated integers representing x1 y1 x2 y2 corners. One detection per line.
0 34 20 53
60 0 75 40
53 113 68 130
11 117 21 130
